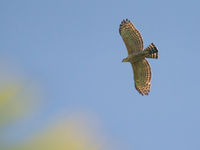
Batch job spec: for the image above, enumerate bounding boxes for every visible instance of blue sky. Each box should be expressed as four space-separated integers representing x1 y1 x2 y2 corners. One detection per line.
1 0 200 149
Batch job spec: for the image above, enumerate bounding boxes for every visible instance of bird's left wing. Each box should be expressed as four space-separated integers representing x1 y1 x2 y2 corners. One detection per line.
131 59 152 95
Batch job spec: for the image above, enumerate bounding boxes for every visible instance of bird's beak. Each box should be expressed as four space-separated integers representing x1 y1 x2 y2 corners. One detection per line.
122 58 128 62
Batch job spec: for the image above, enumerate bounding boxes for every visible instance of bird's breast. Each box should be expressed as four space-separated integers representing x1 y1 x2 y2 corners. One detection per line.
128 52 145 63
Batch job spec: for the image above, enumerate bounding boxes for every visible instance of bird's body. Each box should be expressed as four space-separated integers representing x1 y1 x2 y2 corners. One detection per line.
122 51 145 63
119 19 158 95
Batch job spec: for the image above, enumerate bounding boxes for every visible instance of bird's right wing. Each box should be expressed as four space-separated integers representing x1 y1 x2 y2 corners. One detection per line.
131 59 152 95
119 19 143 55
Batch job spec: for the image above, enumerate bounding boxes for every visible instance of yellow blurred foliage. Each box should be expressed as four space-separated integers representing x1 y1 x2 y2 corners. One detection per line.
0 84 25 125
0 81 43 126
0 61 113 150
0 61 42 126
7 114 110 150
0 84 19 105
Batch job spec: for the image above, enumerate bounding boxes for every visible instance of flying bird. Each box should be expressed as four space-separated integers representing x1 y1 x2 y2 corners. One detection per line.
119 19 158 95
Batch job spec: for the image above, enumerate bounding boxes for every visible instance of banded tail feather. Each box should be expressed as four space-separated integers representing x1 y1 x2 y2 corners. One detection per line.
144 43 158 59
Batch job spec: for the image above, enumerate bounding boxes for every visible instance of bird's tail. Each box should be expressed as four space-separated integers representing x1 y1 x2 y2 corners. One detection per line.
143 43 158 59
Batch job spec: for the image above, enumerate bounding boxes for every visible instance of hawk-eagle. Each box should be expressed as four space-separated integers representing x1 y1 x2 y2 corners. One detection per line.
119 19 158 95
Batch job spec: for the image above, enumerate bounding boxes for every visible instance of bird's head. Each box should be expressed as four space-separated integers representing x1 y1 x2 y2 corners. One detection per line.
122 57 129 62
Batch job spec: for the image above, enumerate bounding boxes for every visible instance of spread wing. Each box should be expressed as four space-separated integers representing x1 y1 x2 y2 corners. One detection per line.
119 19 143 55
131 59 152 95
